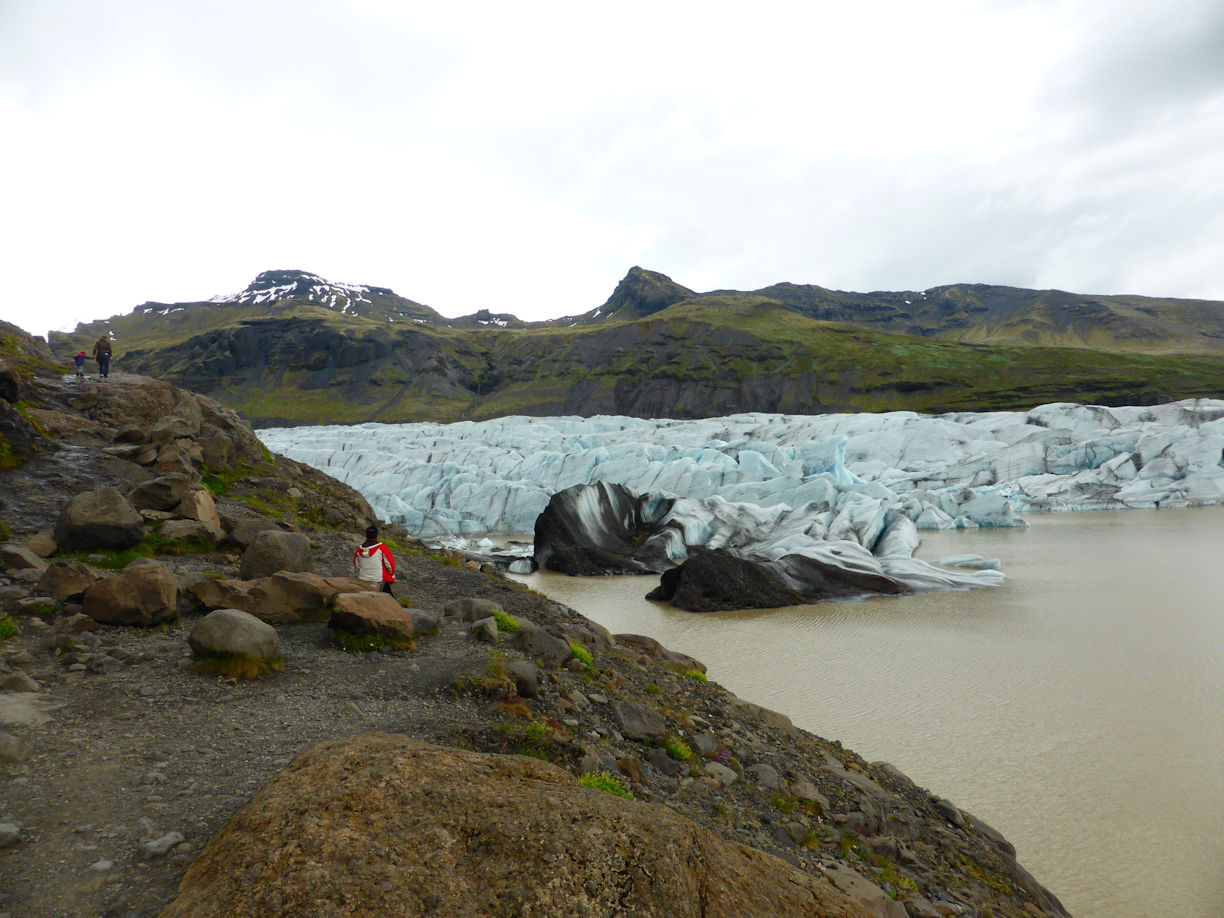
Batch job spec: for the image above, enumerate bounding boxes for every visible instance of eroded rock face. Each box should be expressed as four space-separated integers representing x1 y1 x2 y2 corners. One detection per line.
82 559 179 626
161 734 870 918
53 487 145 550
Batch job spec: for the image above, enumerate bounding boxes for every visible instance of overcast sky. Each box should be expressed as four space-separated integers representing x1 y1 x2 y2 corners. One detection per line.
2 0 1222 337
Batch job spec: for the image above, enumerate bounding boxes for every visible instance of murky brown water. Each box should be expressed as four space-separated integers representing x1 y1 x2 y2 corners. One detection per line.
513 507 1224 918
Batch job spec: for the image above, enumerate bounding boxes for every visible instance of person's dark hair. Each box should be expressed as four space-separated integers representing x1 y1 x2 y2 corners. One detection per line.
365 525 378 540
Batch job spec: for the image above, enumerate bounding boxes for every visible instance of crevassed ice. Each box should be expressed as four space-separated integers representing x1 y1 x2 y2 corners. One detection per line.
258 398 1224 540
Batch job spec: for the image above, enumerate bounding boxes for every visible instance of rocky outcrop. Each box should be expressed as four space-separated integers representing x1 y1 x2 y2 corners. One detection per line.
161 734 871 918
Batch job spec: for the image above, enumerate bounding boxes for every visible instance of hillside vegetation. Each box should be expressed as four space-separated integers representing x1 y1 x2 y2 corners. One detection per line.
47 268 1224 426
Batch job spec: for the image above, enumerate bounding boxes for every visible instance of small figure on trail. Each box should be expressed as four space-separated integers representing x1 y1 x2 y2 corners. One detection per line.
353 524 396 594
73 351 87 378
92 335 112 378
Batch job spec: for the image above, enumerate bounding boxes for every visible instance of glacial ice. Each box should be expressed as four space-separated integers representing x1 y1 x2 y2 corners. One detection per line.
260 399 1224 544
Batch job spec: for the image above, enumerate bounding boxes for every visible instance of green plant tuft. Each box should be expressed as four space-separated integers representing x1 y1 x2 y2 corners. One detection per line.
0 616 18 641
569 641 593 667
491 609 521 633
662 735 692 761
681 669 707 682
578 771 634 799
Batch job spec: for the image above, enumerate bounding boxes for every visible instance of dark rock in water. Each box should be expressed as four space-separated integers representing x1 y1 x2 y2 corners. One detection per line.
533 481 675 575
647 548 907 613
646 548 804 612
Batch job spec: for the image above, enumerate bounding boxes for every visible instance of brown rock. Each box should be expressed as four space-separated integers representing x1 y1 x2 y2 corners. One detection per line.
240 530 312 580
154 440 200 476
189 609 282 662
23 531 57 558
329 593 414 641
127 474 194 511
0 543 47 574
187 571 341 624
161 734 870 918
222 517 285 549
198 425 235 472
54 487 145 550
82 560 180 626
616 756 644 783
159 519 223 543
176 488 221 530
613 633 707 673
36 559 105 602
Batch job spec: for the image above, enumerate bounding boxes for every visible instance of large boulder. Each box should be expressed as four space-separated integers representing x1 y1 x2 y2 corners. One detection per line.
161 734 870 918
187 571 352 623
328 592 414 642
53 488 145 551
240 530 312 579
82 559 180 625
189 609 282 662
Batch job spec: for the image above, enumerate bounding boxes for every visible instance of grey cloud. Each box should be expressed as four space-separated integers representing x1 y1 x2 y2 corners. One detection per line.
1035 0 1224 140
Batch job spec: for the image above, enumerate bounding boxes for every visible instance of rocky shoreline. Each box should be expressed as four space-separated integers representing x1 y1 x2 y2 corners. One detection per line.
0 322 1068 917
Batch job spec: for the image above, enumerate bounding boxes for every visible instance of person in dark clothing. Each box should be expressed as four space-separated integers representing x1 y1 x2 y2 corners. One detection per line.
92 336 112 378
352 525 396 594
73 352 86 378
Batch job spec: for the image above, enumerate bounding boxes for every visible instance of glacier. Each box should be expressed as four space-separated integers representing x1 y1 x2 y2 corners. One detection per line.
259 399 1224 542
257 398 1224 604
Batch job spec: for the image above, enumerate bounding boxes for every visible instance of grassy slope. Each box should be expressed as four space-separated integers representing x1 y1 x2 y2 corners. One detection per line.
50 293 1224 425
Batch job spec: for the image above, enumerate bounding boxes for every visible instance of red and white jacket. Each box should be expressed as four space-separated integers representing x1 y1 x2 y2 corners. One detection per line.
353 541 395 583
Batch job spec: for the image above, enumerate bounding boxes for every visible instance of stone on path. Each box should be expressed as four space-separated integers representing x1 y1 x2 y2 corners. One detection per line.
189 609 282 662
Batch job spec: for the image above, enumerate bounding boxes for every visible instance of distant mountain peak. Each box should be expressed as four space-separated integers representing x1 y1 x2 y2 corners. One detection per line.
186 269 438 324
591 267 695 322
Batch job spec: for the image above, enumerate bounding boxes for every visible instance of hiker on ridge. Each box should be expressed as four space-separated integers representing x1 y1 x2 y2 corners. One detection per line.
73 351 86 378
353 524 396 595
92 335 112 378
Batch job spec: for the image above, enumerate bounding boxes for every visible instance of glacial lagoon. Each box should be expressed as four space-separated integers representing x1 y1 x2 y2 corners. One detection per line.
512 507 1224 918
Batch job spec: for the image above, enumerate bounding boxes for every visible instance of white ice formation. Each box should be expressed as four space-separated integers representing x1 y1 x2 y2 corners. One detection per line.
259 399 1224 544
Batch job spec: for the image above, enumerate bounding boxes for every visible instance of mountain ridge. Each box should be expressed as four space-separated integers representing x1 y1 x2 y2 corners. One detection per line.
42 267 1224 426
